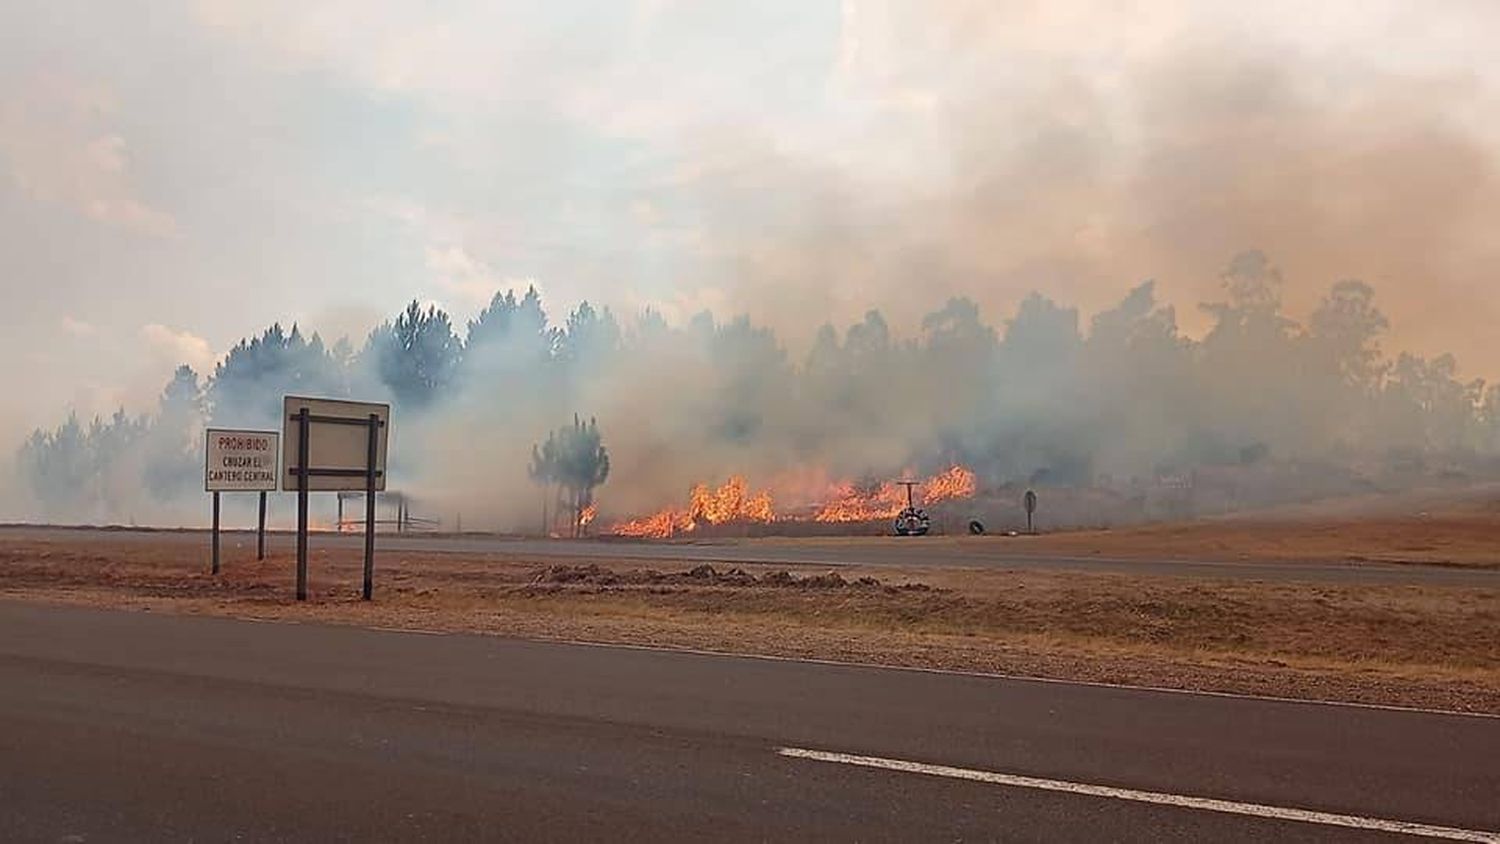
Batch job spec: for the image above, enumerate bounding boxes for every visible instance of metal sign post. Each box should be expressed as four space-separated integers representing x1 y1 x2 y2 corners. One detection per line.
1024 489 1038 535
282 397 391 602
204 428 280 574
295 406 310 601
211 491 221 574
257 491 267 560
363 412 378 601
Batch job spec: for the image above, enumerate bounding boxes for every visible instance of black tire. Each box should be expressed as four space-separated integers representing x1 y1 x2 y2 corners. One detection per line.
894 508 931 537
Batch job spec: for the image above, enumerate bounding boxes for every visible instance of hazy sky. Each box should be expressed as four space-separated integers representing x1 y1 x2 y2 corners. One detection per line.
3 0 1499 441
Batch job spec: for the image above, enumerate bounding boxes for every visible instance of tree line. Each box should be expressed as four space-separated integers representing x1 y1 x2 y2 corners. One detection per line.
16 251 1500 524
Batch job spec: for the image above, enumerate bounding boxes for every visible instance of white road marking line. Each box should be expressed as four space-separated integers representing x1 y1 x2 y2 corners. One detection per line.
777 747 1500 842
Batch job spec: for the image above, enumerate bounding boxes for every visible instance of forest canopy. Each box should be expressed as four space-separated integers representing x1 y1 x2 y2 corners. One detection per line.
16 251 1500 526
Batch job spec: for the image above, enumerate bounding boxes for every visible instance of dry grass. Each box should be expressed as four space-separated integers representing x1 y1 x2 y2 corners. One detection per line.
1007 516 1500 567
742 507 1500 568
0 533 1497 713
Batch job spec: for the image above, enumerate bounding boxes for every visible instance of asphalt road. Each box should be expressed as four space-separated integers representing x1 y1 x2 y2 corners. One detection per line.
0 602 1496 842
8 524 1500 586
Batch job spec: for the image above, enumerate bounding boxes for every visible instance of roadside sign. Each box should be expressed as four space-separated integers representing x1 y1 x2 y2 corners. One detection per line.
281 397 390 492
282 395 392 602
205 428 279 491
203 428 279 575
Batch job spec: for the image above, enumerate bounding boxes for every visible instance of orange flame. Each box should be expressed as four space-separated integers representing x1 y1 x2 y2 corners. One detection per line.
811 465 976 523
923 464 978 503
578 504 598 527
812 480 909 523
691 476 775 525
610 509 694 538
610 475 775 538
609 465 978 535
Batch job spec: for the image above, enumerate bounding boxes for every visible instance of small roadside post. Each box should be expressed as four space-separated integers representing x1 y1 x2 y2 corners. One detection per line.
1024 488 1038 535
212 490 220 574
257 491 267 560
204 428 280 574
282 396 391 602
363 411 379 601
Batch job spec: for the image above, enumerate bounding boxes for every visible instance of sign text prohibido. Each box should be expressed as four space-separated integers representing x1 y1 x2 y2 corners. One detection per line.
204 428 279 573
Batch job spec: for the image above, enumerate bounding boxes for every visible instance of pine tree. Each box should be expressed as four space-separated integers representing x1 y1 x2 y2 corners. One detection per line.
532 415 610 537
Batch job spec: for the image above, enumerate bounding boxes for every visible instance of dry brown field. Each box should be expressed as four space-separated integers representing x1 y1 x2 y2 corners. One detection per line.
1 508 1496 714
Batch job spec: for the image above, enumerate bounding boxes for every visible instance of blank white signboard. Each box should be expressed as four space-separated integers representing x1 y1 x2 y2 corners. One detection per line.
281 396 390 492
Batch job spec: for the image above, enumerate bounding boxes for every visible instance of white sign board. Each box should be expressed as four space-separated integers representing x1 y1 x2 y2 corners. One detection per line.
281 396 390 492
205 428 280 492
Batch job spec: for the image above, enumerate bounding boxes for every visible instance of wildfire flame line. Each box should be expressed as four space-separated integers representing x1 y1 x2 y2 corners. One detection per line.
611 476 775 538
608 465 977 538
812 465 977 523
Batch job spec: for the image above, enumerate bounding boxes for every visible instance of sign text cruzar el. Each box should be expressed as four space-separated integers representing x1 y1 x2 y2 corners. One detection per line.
207 434 276 485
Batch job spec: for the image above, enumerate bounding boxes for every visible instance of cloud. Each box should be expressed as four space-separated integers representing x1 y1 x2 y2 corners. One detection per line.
0 74 178 238
191 1 617 104
84 197 179 239
425 244 504 310
141 324 215 374
5 0 1500 463
60 316 96 337
655 1 1500 368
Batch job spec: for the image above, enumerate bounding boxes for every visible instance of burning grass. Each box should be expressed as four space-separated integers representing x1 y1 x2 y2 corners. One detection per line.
611 476 775 538
0 530 1496 713
608 464 978 537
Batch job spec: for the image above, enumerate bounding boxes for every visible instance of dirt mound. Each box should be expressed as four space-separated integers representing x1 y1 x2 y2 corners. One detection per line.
531 563 924 592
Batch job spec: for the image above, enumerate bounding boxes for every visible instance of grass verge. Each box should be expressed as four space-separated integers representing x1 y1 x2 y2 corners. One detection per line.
1 534 1496 713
